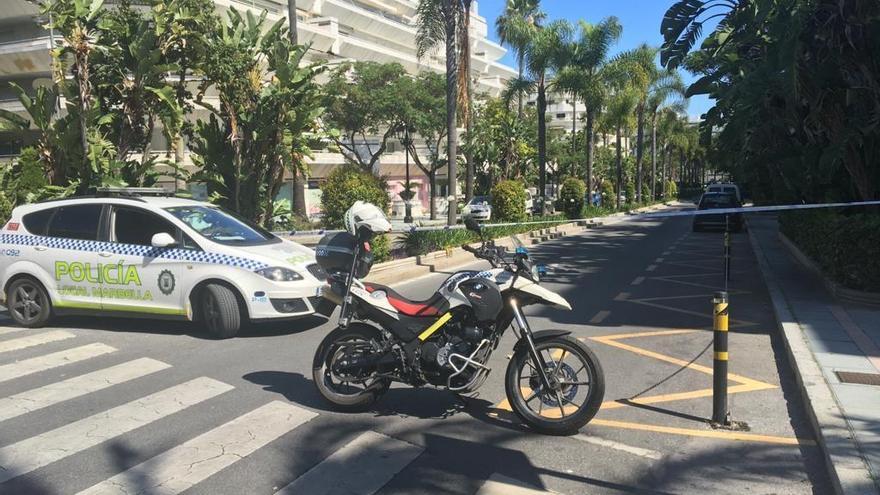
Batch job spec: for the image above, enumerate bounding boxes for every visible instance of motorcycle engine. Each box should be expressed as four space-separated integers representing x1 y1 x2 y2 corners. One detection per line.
419 322 485 383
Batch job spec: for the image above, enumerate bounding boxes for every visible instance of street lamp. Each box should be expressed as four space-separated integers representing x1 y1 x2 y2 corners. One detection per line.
403 128 413 224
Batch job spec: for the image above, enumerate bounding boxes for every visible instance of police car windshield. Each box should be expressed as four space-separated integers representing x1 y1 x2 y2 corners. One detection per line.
164 206 279 246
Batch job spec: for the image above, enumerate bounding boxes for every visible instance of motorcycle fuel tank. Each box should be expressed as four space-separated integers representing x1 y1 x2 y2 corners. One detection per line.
458 278 503 323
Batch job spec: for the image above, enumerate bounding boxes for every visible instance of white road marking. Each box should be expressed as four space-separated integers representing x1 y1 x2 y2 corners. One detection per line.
275 431 423 495
646 265 658 272
79 401 315 495
655 257 665 263
574 434 663 460
0 377 233 484
631 277 646 286
614 292 630 301
475 473 555 495
0 358 171 422
0 343 116 384
0 327 26 336
589 311 611 324
0 330 75 354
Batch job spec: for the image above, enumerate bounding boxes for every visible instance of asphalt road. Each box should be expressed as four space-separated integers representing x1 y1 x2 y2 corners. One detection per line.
0 210 832 495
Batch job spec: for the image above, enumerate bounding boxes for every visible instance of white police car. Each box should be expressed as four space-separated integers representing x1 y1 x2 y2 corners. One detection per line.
0 188 328 338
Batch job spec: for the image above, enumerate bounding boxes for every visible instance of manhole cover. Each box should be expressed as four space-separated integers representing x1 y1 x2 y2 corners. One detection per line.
836 371 880 386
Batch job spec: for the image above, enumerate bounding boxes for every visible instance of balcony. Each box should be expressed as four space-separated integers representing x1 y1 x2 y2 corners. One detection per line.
320 0 415 46
0 37 52 77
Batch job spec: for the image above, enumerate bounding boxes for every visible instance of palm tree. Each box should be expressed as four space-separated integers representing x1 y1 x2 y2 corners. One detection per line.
567 18 621 202
660 0 738 69
627 44 659 203
519 20 570 214
646 71 687 199
495 0 544 117
459 0 475 202
417 0 464 225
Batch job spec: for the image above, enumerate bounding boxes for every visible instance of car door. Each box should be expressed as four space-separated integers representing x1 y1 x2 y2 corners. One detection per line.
101 205 194 316
39 204 104 311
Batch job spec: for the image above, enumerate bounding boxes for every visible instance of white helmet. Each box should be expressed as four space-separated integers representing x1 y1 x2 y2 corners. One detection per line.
343 201 391 236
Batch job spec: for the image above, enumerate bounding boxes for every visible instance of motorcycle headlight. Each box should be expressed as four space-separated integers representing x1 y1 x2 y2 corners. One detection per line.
530 264 541 282
256 267 303 282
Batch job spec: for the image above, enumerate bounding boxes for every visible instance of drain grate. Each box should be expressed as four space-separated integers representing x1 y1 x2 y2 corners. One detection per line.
836 371 880 386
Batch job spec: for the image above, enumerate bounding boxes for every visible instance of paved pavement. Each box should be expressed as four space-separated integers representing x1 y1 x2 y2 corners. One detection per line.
750 214 880 494
0 211 832 494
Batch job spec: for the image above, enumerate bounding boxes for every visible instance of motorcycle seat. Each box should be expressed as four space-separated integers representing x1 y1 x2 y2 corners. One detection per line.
364 283 449 317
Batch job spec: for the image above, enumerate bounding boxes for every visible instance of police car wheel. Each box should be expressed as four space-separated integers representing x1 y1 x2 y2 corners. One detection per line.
7 277 51 328
201 284 241 339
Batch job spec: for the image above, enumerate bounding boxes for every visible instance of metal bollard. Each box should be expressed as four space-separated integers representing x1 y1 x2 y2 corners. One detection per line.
712 291 730 425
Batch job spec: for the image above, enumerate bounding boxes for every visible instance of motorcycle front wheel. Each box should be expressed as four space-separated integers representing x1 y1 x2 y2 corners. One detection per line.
312 323 391 412
505 335 605 435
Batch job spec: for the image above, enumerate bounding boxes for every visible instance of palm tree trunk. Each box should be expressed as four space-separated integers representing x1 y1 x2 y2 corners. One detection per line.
537 76 547 215
517 55 524 118
615 125 622 210
635 105 645 203
585 110 595 202
462 0 474 202
288 0 298 44
650 115 657 201
443 0 458 226
571 94 577 155
429 171 437 220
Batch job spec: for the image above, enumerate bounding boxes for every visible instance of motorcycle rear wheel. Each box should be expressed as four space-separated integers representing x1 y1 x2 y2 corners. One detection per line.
505 335 605 435
312 323 391 412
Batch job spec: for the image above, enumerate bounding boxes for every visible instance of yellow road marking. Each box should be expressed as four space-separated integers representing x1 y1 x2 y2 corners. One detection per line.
589 419 812 446
587 334 774 388
626 299 758 328
614 292 630 301
631 276 646 286
646 264 658 272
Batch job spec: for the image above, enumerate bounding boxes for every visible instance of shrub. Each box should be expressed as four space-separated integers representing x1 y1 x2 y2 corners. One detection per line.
665 180 678 200
370 234 391 263
625 182 636 205
600 180 615 208
642 184 651 203
780 210 880 292
320 165 390 229
491 180 527 222
558 177 586 219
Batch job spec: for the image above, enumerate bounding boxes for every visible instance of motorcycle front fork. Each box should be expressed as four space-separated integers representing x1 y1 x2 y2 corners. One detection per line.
509 299 555 390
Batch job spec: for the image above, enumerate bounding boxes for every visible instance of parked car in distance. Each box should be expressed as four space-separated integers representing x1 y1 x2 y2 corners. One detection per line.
693 192 744 232
706 183 742 203
0 188 327 338
462 196 492 221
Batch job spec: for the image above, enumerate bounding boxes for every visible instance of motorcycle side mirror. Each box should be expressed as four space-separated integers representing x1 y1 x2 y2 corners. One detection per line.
464 216 482 234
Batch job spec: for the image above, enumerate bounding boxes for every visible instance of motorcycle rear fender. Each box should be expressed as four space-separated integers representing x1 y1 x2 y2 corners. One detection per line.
513 329 572 354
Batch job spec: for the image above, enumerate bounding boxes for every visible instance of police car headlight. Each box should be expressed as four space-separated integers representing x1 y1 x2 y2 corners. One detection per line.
256 267 303 282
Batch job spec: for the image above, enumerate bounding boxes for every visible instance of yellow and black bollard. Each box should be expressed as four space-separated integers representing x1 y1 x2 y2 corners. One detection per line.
712 291 730 425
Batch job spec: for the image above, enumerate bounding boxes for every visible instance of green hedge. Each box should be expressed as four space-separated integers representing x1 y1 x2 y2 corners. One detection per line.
320 165 390 229
491 180 527 222
780 210 880 292
558 177 585 219
399 215 565 257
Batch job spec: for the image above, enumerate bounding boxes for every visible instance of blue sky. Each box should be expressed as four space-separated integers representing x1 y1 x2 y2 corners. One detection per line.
476 0 714 120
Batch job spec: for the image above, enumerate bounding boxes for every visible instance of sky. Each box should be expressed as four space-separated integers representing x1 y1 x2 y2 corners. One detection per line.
475 0 714 120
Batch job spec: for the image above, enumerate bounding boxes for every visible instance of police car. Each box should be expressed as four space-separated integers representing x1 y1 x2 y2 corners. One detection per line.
0 188 327 338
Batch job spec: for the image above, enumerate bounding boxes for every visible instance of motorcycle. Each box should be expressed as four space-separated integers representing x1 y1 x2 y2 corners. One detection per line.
312 211 605 435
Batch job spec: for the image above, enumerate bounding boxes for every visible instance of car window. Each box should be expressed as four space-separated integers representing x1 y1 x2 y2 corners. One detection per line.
723 187 735 194
47 204 102 241
22 208 56 235
113 207 188 247
699 195 737 209
165 205 278 246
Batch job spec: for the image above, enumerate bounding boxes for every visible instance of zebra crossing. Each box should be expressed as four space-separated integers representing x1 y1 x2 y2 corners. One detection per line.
0 326 554 495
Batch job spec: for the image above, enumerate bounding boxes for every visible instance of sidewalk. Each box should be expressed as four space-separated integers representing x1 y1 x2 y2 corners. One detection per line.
749 214 880 495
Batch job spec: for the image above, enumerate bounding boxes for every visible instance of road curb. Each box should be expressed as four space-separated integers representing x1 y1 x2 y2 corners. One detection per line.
747 219 877 495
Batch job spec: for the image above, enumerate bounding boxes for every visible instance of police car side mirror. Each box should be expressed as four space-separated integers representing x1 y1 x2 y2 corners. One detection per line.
151 232 177 248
